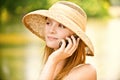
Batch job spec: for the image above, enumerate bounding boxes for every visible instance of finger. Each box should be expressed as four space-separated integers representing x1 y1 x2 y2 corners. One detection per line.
71 35 77 46
64 37 72 52
76 38 80 48
77 38 80 45
69 37 80 54
59 39 66 50
69 35 77 52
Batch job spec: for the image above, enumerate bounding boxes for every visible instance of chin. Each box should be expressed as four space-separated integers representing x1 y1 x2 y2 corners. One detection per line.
47 43 59 49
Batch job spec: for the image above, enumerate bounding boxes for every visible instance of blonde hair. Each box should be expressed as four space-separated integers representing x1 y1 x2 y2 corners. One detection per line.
43 39 86 79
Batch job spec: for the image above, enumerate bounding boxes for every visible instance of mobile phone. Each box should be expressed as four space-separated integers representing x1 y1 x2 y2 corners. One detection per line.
59 34 79 48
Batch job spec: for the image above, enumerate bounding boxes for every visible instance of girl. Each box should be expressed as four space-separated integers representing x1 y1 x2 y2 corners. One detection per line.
22 1 96 80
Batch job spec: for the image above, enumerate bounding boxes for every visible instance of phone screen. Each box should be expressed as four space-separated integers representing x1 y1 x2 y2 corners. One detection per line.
59 34 78 47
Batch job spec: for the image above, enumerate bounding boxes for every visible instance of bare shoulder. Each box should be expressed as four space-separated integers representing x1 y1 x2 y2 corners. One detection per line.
64 64 97 80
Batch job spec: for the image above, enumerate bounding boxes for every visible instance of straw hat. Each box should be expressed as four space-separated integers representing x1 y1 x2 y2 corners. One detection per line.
22 1 94 56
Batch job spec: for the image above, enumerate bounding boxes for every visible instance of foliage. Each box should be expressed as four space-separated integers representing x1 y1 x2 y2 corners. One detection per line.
0 0 110 33
66 0 110 18
0 0 110 22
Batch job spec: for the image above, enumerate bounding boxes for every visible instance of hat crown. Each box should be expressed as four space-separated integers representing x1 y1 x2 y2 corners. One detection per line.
49 1 87 31
22 1 94 56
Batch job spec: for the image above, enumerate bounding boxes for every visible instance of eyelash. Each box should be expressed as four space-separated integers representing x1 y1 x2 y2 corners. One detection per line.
59 24 66 28
46 21 51 26
46 21 66 29
46 22 50 25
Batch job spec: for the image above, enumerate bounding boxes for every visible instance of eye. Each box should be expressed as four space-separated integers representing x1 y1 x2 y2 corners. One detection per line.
46 22 50 25
46 20 51 26
59 24 66 28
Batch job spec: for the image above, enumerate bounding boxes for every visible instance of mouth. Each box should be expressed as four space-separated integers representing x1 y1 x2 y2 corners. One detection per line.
47 36 58 41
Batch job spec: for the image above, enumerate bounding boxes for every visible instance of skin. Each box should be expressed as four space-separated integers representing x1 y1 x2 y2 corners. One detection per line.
40 18 97 80
44 18 74 49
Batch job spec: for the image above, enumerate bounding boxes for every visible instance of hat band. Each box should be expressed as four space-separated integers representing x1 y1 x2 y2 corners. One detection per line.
49 3 87 31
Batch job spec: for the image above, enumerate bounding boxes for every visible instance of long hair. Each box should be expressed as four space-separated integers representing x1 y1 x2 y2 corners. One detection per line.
43 39 86 79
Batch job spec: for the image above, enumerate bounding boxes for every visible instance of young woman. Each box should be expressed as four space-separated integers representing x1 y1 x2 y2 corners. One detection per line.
22 1 96 80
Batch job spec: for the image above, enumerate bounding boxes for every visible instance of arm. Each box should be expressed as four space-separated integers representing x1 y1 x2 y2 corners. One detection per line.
39 36 80 80
64 64 97 80
39 57 57 80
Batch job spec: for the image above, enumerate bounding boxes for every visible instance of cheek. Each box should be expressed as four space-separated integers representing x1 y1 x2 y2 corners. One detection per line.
59 33 67 38
58 30 74 39
44 26 48 35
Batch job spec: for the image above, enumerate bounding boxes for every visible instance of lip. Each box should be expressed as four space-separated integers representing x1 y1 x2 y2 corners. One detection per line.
47 36 58 41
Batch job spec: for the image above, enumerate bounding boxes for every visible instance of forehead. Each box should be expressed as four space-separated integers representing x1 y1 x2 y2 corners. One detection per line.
46 17 59 23
46 17 74 33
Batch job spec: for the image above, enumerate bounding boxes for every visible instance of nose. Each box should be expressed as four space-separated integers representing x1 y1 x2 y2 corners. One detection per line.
49 24 57 33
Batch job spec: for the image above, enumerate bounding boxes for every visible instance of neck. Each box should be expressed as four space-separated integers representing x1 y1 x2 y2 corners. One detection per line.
53 60 66 78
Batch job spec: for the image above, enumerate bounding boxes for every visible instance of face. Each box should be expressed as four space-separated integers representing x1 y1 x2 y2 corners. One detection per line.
44 18 74 49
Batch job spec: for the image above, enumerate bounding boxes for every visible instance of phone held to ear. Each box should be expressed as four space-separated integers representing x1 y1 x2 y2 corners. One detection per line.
59 34 79 48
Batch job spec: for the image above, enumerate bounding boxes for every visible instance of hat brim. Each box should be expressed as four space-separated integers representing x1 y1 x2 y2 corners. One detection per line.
22 10 94 56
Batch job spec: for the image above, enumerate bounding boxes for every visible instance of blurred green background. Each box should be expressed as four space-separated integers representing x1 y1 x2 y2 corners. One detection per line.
0 0 120 80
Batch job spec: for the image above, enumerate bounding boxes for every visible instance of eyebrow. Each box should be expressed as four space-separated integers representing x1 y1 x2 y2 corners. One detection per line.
46 17 67 28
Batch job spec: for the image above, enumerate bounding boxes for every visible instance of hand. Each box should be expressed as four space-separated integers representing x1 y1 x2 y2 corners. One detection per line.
48 35 80 64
